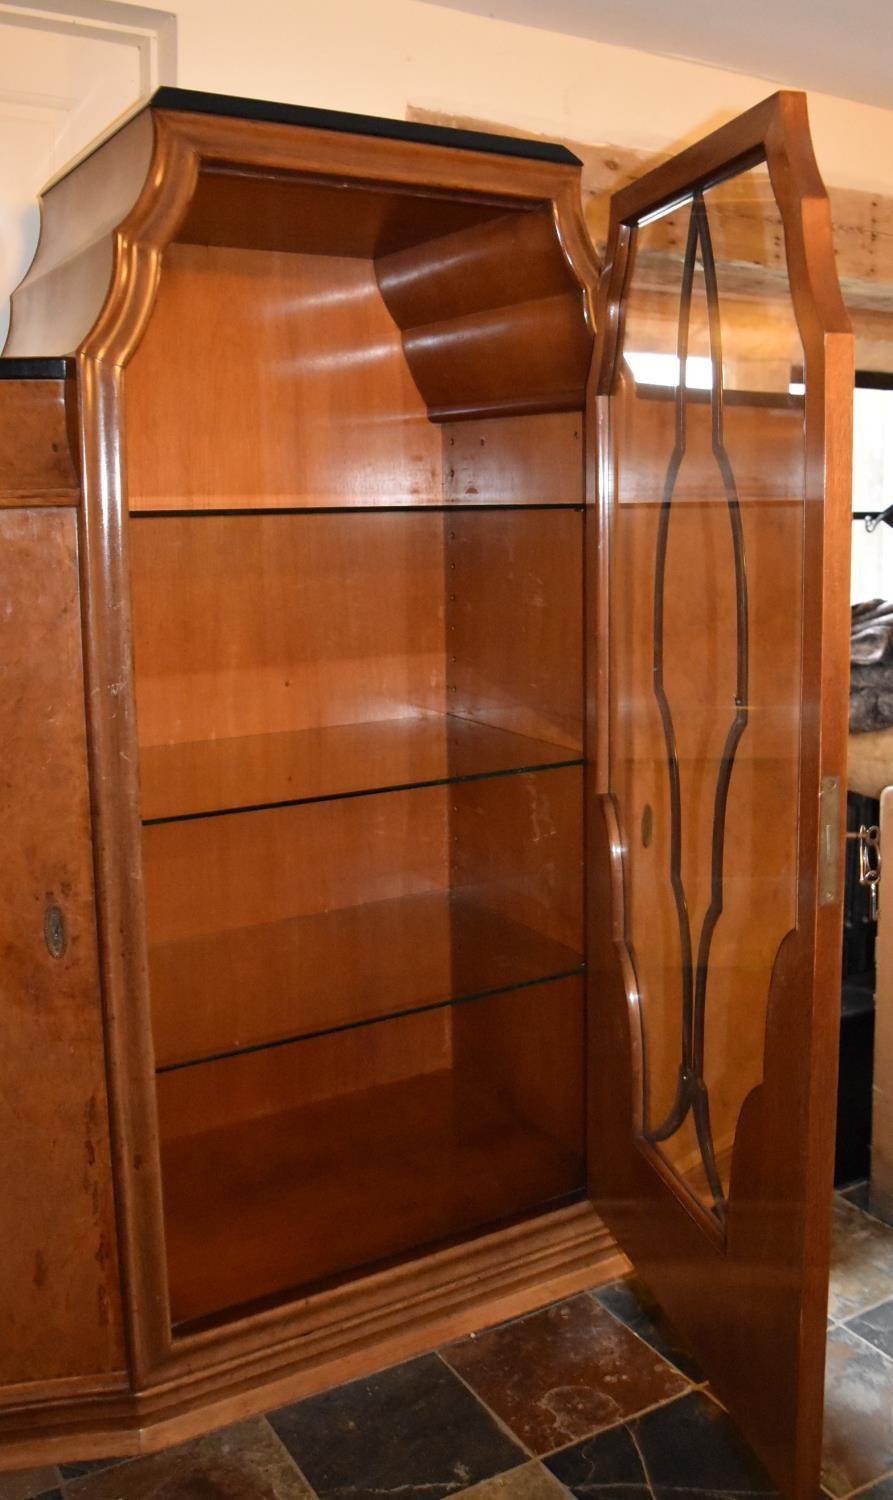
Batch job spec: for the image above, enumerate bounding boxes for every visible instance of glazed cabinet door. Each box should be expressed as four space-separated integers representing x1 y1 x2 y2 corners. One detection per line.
588 92 853 1500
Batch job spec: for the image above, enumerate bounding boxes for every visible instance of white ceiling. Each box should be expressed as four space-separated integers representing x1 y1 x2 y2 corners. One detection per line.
423 0 893 110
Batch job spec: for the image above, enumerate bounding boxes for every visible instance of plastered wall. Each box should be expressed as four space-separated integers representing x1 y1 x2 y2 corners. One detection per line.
163 0 893 194
5 0 893 342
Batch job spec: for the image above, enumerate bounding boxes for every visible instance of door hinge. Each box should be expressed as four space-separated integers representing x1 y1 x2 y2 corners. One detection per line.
819 775 841 906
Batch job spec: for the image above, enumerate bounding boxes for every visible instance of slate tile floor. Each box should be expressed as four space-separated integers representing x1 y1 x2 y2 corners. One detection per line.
2 1190 890 1500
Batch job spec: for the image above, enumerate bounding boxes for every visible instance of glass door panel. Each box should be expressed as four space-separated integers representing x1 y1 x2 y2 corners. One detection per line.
590 93 852 1500
611 166 806 1221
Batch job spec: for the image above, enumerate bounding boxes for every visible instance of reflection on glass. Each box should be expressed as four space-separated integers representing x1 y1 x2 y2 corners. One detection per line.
609 165 806 1220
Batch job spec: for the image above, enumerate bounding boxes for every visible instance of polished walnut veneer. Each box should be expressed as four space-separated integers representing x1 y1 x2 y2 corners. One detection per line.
0 88 852 1500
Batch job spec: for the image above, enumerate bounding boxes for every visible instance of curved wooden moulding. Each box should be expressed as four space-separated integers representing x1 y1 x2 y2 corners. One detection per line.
5 102 596 425
377 209 592 419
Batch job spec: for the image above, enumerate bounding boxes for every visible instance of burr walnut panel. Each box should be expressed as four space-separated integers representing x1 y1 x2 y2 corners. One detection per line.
0 508 124 1387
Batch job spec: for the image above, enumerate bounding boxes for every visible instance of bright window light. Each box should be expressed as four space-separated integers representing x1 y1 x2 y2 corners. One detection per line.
852 383 893 603
624 352 713 389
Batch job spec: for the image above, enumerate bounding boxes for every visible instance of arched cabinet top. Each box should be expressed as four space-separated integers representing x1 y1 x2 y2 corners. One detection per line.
3 87 600 421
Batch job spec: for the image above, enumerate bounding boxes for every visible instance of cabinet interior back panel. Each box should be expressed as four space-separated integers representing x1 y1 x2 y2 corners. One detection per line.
124 244 440 509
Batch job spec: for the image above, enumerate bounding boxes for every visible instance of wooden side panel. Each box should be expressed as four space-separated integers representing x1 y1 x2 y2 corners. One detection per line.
450 767 584 952
446 508 584 752
0 381 78 505
451 975 586 1159
0 508 124 1388
442 412 584 505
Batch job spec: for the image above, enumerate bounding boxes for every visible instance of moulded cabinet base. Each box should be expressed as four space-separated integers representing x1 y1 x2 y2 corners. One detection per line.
0 1202 626 1471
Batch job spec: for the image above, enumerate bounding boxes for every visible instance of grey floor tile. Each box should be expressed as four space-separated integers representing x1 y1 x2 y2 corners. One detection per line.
545 1420 651 1500
822 1326 893 1497
545 1389 777 1499
455 1462 572 1500
839 1185 893 1229
0 1473 61 1500
828 1199 893 1321
846 1299 893 1360
270 1354 526 1500
841 1183 873 1214
64 1419 309 1499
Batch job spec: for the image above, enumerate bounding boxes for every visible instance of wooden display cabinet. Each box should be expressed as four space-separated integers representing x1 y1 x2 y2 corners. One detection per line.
0 88 852 1499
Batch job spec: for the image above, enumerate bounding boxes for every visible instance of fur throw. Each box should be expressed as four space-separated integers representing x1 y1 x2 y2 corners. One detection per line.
851 599 893 733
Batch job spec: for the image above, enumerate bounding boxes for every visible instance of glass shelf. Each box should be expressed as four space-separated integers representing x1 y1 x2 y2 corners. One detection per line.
140 713 582 824
151 890 584 1072
157 980 586 1328
130 502 583 516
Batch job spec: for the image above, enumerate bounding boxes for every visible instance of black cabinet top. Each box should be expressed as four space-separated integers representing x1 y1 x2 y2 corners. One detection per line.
147 85 581 166
0 357 72 380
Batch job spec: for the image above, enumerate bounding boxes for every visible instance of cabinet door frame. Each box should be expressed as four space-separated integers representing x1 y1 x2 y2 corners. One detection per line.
587 89 853 1500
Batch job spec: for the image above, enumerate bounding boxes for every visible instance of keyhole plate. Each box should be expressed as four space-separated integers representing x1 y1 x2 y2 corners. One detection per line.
44 905 67 959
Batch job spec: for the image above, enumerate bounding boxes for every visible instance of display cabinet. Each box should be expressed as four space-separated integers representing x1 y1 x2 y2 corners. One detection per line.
0 88 852 1500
